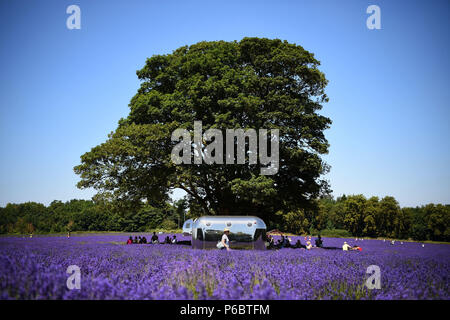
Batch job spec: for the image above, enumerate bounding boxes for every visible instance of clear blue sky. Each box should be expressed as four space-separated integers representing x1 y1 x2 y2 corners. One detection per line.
0 0 449 207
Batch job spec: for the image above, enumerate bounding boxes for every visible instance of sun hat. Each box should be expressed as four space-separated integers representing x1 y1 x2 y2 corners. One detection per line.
224 228 230 232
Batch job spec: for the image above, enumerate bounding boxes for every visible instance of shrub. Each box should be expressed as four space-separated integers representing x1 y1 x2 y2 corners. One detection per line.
160 219 177 230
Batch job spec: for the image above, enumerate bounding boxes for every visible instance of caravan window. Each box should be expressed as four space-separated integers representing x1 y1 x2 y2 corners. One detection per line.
204 229 222 242
196 228 204 240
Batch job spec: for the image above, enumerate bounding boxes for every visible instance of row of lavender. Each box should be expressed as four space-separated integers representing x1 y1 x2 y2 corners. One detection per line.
0 234 448 299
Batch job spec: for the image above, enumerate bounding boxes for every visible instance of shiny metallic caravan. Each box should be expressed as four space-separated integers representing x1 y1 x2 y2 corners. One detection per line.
188 216 267 250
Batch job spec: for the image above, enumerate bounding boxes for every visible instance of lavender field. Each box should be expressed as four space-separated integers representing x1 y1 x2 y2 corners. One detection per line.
0 234 448 300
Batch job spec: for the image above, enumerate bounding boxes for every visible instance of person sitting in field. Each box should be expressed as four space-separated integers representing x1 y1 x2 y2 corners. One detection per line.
126 236 133 245
164 236 171 244
351 245 362 251
138 236 143 244
294 239 306 249
283 235 290 247
306 240 312 250
274 237 281 248
151 232 159 244
275 238 282 248
267 235 275 249
171 235 177 244
342 241 351 251
315 235 323 248
286 237 293 248
142 236 147 244
279 235 287 249
133 236 138 244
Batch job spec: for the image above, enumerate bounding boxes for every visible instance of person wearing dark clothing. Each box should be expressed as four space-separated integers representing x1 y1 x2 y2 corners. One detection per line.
165 236 171 244
280 235 286 248
171 235 177 244
151 232 159 243
142 236 147 244
138 236 143 244
275 236 283 249
133 236 138 244
285 237 291 248
294 240 306 249
315 235 323 248
279 235 290 248
267 235 275 249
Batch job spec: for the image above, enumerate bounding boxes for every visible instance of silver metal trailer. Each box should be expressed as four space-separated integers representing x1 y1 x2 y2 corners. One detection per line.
190 216 267 250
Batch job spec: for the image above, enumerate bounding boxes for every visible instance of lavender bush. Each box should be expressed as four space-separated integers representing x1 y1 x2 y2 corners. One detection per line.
0 234 448 300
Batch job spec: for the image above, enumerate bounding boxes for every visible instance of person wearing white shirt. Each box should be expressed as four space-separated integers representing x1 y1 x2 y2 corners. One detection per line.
220 228 231 251
342 241 351 251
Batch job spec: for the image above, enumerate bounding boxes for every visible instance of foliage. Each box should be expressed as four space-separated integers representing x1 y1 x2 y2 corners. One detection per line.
0 199 186 235
1 194 447 242
73 37 332 226
315 195 449 241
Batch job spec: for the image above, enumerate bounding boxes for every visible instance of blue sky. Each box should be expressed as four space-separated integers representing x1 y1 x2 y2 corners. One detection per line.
0 0 449 207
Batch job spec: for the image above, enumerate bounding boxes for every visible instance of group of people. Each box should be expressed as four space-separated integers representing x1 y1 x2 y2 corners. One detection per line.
126 232 177 245
125 229 363 252
126 236 148 244
388 239 404 245
266 234 324 250
265 234 362 252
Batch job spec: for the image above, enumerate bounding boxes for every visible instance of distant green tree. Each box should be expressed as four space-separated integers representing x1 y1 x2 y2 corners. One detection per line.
330 196 347 229
14 217 27 234
160 218 177 230
279 209 310 235
66 220 74 233
316 198 333 231
174 198 188 227
363 196 379 237
377 196 401 238
394 207 413 239
424 204 449 241
343 195 367 237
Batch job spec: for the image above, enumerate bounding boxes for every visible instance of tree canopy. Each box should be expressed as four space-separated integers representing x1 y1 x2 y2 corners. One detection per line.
74 37 332 225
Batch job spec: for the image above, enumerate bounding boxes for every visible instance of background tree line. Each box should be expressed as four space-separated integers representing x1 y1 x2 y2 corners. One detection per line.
279 195 449 242
0 198 187 234
0 194 448 242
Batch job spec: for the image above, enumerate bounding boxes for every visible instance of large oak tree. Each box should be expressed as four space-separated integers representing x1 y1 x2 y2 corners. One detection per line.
74 37 332 225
